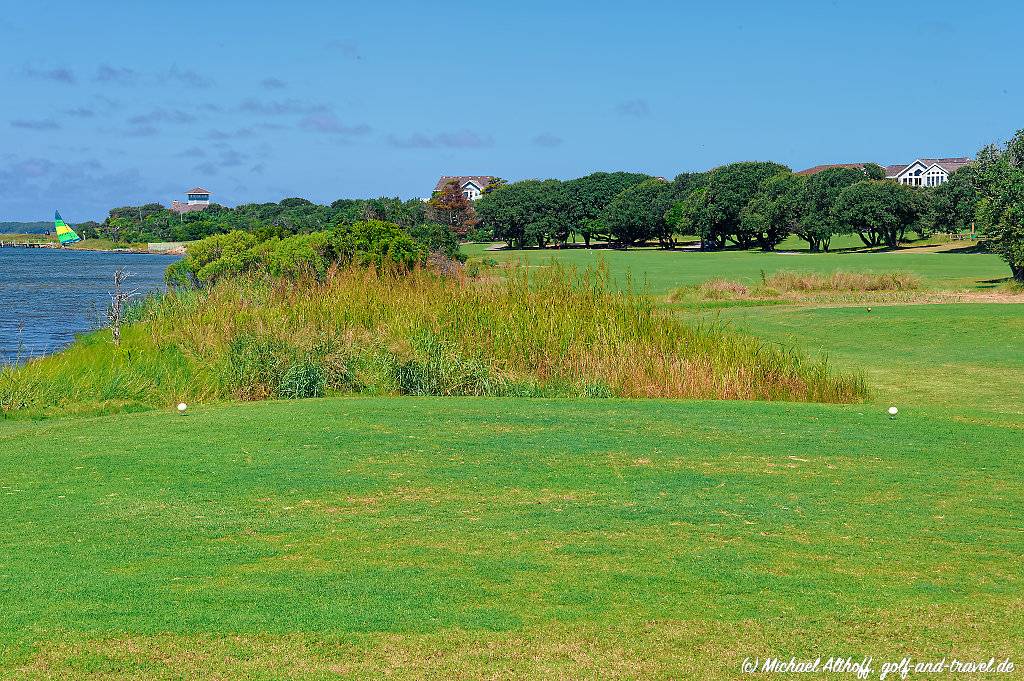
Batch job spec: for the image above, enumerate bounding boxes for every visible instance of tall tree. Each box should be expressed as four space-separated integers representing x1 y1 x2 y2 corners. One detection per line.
975 129 1024 281
475 179 566 248
601 178 675 248
561 172 651 245
928 163 981 234
797 167 865 252
834 180 924 248
684 161 790 250
427 181 477 236
482 177 508 194
739 172 804 251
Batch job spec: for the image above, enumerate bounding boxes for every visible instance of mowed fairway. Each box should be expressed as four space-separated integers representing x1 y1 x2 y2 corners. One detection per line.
464 242 1010 293
1 397 1023 678
717 303 1024 411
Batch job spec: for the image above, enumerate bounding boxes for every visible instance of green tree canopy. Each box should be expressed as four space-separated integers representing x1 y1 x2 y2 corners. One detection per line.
687 161 791 250
928 163 981 234
975 129 1024 281
834 180 925 248
560 172 651 245
797 167 866 252
863 163 886 180
739 172 805 251
601 178 675 248
475 179 567 248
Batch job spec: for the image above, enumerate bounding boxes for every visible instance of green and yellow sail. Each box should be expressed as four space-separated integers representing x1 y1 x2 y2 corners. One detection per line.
54 211 81 245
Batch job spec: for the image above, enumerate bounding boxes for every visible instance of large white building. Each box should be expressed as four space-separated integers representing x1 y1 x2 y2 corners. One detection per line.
884 158 971 187
433 176 494 201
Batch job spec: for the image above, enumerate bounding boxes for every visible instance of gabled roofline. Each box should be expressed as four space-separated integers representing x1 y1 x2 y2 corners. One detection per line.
895 160 951 178
894 160 928 177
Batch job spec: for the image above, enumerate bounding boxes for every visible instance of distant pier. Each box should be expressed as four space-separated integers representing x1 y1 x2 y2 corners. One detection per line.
0 241 54 248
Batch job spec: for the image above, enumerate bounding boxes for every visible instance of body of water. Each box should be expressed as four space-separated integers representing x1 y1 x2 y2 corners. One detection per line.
0 248 177 363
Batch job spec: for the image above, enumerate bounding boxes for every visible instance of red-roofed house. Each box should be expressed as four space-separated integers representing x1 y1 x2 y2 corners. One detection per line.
433 176 494 201
170 187 213 214
885 158 972 187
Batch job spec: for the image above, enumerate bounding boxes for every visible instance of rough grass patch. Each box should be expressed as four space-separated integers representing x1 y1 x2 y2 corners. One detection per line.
698 279 751 299
762 270 921 292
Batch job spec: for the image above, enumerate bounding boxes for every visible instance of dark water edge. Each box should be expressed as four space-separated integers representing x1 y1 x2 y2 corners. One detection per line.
0 248 179 364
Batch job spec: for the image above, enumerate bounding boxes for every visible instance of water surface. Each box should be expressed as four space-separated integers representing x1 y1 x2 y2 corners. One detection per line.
0 248 176 363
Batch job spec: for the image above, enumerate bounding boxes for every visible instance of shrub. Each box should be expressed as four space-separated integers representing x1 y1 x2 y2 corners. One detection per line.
264 231 331 279
329 220 425 270
408 222 465 261
170 221 428 287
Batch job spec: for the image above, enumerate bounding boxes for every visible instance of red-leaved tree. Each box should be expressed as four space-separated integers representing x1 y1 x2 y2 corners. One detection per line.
427 179 477 236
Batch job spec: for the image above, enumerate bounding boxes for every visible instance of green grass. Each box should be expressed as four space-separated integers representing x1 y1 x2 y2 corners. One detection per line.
1 397 1021 678
4 246 1022 677
466 243 1010 293
716 303 1024 412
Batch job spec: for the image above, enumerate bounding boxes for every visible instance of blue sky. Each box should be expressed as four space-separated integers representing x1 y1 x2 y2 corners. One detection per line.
1 0 1021 220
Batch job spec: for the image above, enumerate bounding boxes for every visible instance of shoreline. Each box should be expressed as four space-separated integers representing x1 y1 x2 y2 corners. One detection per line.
0 240 185 256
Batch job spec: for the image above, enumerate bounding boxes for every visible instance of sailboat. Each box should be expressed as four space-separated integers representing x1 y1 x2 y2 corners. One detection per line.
54 211 82 246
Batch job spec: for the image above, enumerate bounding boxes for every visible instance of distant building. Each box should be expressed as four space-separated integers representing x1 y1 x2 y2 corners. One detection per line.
170 186 212 214
884 158 971 187
795 158 972 187
433 176 494 201
795 163 873 176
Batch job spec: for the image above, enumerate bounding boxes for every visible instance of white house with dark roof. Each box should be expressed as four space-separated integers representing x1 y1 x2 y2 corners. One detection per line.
885 158 971 187
433 176 493 201
170 187 212 214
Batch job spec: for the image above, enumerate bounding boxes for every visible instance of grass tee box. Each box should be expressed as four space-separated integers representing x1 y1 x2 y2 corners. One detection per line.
1 397 1021 678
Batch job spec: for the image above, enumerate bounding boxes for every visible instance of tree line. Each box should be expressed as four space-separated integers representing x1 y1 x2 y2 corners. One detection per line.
473 128 1024 280
78 194 485 245
474 163 938 252
80 127 1024 281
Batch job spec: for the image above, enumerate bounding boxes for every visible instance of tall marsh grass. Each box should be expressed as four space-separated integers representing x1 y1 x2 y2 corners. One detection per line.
1 264 866 416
